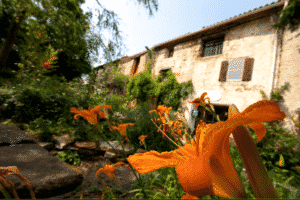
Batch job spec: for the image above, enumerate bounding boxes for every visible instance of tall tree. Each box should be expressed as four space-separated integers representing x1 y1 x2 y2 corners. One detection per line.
17 0 94 82
273 0 300 32
0 0 29 75
0 0 25 81
0 0 159 84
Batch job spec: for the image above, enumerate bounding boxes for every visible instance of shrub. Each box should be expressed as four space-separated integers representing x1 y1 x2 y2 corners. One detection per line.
28 117 56 144
0 87 19 120
229 123 300 198
12 88 44 124
54 150 81 166
69 118 90 142
155 70 194 112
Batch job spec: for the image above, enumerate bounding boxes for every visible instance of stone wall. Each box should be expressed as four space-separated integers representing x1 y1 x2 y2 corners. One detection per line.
274 27 300 137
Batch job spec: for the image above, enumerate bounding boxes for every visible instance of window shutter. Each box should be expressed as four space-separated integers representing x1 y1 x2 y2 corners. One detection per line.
219 61 228 82
226 57 253 81
242 58 254 81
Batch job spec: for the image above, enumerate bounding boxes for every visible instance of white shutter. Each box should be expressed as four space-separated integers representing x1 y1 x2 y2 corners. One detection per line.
226 57 253 81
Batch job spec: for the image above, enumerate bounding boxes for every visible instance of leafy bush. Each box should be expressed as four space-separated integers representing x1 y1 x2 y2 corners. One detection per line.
27 117 56 143
55 150 81 166
12 88 44 124
0 87 19 120
254 122 300 176
229 124 300 198
69 118 90 142
125 69 159 103
124 49 160 104
155 70 194 112
178 80 194 99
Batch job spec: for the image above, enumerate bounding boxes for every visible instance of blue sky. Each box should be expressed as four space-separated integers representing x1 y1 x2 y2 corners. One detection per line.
79 0 279 82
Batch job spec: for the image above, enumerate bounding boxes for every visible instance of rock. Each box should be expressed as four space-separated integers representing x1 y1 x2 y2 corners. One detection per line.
0 124 83 199
0 123 148 199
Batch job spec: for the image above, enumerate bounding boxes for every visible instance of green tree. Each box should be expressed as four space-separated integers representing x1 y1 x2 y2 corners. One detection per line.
0 0 25 81
0 0 159 85
0 0 29 74
273 0 300 32
17 0 94 83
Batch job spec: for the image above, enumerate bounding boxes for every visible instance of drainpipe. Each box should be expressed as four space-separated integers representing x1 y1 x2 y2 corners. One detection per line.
270 0 289 99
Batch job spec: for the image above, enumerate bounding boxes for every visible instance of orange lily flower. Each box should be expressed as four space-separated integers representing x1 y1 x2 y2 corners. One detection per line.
95 162 128 182
150 105 175 139
0 166 36 199
127 100 286 199
70 105 112 130
189 92 211 108
111 123 134 143
150 105 173 116
139 135 148 146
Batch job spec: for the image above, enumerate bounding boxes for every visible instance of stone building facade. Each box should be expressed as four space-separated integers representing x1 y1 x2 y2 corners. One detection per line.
93 0 300 137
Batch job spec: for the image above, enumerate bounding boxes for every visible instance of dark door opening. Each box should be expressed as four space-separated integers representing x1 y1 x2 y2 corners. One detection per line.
192 104 229 135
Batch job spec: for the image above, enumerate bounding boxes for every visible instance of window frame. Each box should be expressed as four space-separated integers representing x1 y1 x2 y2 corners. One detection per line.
160 69 171 81
168 47 174 58
202 37 224 57
131 57 140 76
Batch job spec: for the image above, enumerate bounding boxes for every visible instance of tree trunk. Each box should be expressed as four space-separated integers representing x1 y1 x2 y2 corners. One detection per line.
0 7 27 74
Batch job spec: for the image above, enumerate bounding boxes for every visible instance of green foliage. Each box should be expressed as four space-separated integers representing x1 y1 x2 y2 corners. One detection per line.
272 0 300 33
229 124 300 199
0 0 29 81
27 117 56 144
255 122 300 175
125 101 179 153
12 88 44 124
69 118 91 142
178 80 194 99
104 94 128 119
129 167 185 199
155 70 194 112
92 60 130 98
125 55 159 103
0 86 19 120
55 150 81 166
125 72 159 103
125 49 194 112
14 0 94 83
0 74 102 139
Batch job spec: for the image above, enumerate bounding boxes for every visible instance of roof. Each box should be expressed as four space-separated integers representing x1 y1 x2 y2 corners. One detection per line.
99 0 285 66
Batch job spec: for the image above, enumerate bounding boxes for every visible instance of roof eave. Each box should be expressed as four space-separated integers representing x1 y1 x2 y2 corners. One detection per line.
151 1 284 51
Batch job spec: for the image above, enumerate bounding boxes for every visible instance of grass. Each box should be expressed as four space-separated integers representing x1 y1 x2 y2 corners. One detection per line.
1 75 300 199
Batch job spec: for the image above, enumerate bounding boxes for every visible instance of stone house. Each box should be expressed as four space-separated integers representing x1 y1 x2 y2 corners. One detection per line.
93 0 300 137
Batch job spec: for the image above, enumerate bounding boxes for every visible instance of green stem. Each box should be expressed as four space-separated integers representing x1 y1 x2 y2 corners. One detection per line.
0 183 12 199
95 128 149 199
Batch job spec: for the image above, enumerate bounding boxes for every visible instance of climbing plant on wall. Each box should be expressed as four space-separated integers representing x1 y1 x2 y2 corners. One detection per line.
155 69 194 111
125 49 159 105
125 48 194 112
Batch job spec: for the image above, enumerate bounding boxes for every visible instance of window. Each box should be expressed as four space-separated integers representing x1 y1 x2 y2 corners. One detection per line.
203 37 224 57
192 105 229 134
219 57 254 82
168 47 174 58
160 69 171 81
131 57 140 76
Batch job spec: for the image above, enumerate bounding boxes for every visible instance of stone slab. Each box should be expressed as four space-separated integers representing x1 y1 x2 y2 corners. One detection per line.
0 124 83 199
